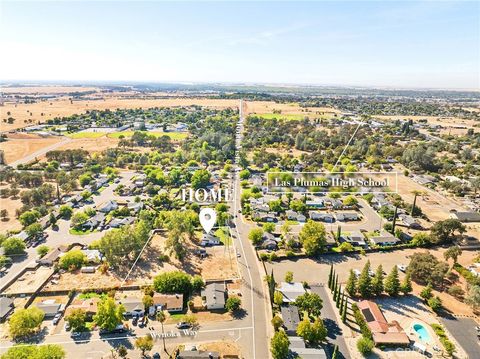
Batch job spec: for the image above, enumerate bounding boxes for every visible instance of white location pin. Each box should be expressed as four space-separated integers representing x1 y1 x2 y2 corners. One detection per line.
199 208 217 234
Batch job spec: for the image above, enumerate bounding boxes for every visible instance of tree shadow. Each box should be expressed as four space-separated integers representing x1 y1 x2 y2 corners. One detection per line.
232 308 248 320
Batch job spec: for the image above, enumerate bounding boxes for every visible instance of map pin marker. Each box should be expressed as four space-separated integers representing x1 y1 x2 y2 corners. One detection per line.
199 208 217 234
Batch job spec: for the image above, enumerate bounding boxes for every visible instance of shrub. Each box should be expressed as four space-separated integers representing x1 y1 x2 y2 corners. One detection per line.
352 303 372 340
357 337 374 356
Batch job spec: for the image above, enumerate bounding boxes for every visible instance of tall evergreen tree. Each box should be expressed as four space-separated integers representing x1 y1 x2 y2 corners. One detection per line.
385 265 401 297
341 295 348 323
372 265 384 296
358 261 372 297
346 269 357 297
400 272 413 295
336 286 342 308
328 265 334 289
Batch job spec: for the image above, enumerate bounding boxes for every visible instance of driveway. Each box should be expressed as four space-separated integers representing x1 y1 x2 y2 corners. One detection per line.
438 316 480 358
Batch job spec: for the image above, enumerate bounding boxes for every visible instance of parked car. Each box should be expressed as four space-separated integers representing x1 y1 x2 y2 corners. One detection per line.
64 322 71 331
52 313 62 325
176 322 192 329
398 264 407 272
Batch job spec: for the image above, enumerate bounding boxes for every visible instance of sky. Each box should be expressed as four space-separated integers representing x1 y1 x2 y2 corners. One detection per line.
0 1 479 89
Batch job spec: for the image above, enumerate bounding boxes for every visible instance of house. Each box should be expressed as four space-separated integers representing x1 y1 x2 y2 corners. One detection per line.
177 351 220 359
38 246 68 266
450 211 480 223
263 239 278 251
98 200 118 213
370 232 400 246
336 212 360 222
286 210 298 220
65 297 100 318
127 201 143 213
381 164 393 171
309 212 334 223
277 282 306 303
35 300 65 318
150 293 184 315
306 197 325 208
342 231 367 247
288 336 327 359
412 175 436 186
281 305 300 335
82 212 106 230
358 300 410 346
117 297 144 317
252 212 277 222
202 283 226 310
200 233 221 247
81 249 103 264
0 297 14 322
109 216 135 228
399 214 422 229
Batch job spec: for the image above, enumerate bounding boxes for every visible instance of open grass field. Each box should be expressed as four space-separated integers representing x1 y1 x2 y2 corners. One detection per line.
107 130 188 140
66 132 106 139
0 133 63 163
245 100 340 118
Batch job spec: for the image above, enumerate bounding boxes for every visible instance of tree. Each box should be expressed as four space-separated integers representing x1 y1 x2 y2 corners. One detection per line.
191 275 205 292
274 291 284 307
0 209 8 221
2 237 26 255
36 245 50 258
71 212 89 229
465 285 480 310
384 265 400 296
117 345 128 358
153 271 192 294
444 246 462 265
19 210 39 227
64 308 87 332
358 261 372 297
408 252 448 287
328 265 334 289
343 195 358 207
59 249 85 271
0 344 65 359
248 228 264 246
9 307 44 339
93 297 125 331
135 335 153 356
191 169 211 189
142 294 153 310
400 272 413 295
411 232 432 246
338 242 354 252
271 315 284 331
263 222 275 233
270 330 290 359
430 219 466 243
411 190 422 216
226 296 242 312
372 265 384 296
357 337 374 356
346 269 357 297
420 284 433 301
59 205 73 219
427 296 442 312
25 223 43 237
239 169 251 180
156 310 167 353
298 220 326 256
296 315 327 345
285 271 293 283
294 292 323 318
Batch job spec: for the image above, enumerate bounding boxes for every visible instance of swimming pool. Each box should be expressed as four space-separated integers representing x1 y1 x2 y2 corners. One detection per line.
413 323 431 342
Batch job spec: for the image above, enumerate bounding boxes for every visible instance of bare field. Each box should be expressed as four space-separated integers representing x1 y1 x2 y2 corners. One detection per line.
0 189 22 232
245 100 339 117
0 134 63 163
374 115 478 129
56 136 120 153
0 96 239 132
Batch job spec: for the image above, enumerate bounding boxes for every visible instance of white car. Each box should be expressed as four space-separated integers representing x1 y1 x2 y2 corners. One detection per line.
398 264 407 272
353 269 361 277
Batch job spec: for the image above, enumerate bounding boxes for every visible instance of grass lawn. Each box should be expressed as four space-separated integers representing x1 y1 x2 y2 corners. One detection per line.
69 228 95 235
215 227 232 245
107 131 188 140
66 132 106 139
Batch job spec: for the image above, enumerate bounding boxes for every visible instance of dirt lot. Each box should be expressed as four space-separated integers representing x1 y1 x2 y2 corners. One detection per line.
0 194 22 232
56 136 120 153
5 267 54 295
245 100 340 117
0 133 63 163
0 95 239 132
374 114 478 129
199 340 241 357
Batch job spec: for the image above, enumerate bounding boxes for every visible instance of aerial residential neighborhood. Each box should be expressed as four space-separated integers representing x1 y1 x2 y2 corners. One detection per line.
0 1 479 359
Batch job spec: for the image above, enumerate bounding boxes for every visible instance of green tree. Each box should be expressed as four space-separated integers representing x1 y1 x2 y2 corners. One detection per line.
430 219 466 243
2 237 26 255
346 269 357 297
444 246 462 265
59 249 85 271
285 271 293 283
153 271 192 294
239 169 251 180
357 337 374 356
135 335 154 356
191 169 211 189
71 212 89 229
226 296 242 312
372 265 384 296
191 275 205 292
400 272 413 295
296 315 327 345
358 261 372 297
0 344 65 359
427 296 442 312
343 195 358 207
93 297 125 331
59 205 73 219
248 228 264 245
420 284 433 301
117 345 128 358
142 295 154 310
36 245 50 258
274 291 284 307
8 307 45 339
271 315 284 331
270 330 290 359
19 210 39 227
263 222 275 233
25 223 43 237
465 285 480 310
384 265 401 296
298 220 327 256
64 308 87 332
294 292 323 318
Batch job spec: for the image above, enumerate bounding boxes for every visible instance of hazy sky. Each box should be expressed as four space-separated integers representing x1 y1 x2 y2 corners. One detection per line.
1 1 479 89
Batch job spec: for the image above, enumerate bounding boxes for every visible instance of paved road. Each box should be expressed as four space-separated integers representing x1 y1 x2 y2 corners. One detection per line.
438 316 480 358
229 99 270 359
9 136 72 167
310 285 349 358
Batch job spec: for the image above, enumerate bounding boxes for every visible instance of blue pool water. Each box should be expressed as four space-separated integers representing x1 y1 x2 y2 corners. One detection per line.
413 323 431 342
